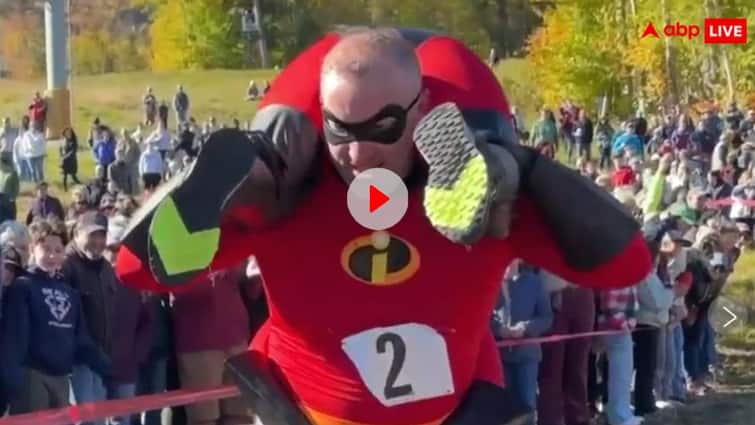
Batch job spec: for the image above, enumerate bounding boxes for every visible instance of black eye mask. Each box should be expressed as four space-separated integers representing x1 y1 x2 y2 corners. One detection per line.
322 92 421 145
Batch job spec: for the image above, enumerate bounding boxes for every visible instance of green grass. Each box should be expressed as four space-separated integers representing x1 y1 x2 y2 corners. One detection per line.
720 249 755 350
0 69 279 141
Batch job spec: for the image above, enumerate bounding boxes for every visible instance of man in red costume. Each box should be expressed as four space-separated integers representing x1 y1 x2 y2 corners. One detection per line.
117 28 651 425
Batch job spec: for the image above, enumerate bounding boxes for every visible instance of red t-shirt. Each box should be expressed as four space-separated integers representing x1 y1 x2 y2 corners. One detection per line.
612 166 637 187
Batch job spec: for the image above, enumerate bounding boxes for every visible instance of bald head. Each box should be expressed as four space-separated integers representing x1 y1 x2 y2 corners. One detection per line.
320 29 427 182
321 29 422 96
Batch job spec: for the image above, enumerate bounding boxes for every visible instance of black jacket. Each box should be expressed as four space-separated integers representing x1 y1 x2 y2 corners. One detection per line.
60 135 78 175
61 246 120 355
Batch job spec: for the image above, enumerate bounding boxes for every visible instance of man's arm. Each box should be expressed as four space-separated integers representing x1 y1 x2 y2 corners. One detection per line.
485 141 651 288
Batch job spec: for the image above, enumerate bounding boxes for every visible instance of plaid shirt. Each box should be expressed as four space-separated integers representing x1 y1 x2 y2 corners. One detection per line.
597 287 638 331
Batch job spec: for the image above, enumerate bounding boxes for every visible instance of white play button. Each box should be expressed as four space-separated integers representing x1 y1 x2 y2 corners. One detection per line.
347 168 408 231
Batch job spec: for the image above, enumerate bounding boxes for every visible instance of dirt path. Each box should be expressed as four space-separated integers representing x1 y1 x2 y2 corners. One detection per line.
642 348 755 425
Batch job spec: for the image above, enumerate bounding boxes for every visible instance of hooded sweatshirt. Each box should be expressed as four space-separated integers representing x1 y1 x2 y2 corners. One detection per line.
0 268 110 394
636 271 674 327
19 129 46 159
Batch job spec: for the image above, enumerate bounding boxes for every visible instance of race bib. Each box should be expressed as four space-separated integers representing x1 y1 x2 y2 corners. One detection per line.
342 323 455 407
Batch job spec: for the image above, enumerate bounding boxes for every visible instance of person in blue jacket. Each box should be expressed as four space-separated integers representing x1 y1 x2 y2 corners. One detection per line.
92 125 117 180
612 119 644 159
491 259 553 421
0 218 110 414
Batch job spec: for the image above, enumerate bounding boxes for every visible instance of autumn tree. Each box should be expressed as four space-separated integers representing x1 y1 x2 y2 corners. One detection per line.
528 0 755 119
0 10 45 78
149 0 246 71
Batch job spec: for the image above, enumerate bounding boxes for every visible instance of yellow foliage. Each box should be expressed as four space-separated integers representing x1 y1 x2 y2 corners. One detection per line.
72 30 149 75
149 0 191 71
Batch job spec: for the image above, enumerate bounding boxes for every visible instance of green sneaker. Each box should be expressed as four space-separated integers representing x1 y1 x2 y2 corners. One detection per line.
413 102 498 245
120 129 285 286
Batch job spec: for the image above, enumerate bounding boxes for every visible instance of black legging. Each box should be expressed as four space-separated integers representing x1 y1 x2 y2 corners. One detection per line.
633 325 660 415
62 172 81 192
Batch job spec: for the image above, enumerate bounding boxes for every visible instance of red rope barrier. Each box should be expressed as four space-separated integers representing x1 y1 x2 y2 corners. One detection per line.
0 385 240 425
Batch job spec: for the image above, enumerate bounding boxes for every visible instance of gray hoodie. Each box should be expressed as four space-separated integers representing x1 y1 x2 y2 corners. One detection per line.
636 272 674 327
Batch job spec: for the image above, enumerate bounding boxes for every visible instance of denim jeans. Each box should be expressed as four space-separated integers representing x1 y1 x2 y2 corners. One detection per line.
134 356 168 425
16 158 30 181
671 323 687 399
603 332 634 425
26 155 45 183
702 319 718 370
504 361 539 410
71 365 107 425
107 382 137 425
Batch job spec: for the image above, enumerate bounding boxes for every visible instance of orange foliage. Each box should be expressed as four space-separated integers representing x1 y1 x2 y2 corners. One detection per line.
0 12 45 79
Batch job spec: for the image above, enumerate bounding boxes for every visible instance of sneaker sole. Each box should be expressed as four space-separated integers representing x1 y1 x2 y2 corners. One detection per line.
134 129 258 286
413 102 495 244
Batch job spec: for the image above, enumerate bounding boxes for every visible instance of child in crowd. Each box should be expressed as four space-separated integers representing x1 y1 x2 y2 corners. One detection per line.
0 218 110 414
139 141 164 192
108 148 135 196
633 223 676 417
491 259 552 422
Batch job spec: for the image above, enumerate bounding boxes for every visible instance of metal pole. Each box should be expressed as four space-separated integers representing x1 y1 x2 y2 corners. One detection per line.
252 0 269 68
44 0 72 137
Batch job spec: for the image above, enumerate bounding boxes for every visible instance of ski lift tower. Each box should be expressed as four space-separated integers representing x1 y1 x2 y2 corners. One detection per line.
239 2 269 68
44 0 72 136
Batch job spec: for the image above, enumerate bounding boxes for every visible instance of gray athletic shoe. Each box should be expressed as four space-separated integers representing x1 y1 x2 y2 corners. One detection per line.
413 102 500 245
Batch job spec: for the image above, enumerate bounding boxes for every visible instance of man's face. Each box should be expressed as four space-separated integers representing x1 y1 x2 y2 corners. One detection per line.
37 185 48 198
75 230 106 260
321 73 423 182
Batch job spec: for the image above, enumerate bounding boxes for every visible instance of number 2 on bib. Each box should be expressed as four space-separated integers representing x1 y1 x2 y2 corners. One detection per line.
342 323 455 407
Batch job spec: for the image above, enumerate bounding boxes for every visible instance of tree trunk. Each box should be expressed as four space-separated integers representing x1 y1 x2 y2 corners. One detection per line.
494 0 509 57
710 0 735 101
662 0 679 107
627 0 644 115
251 0 270 68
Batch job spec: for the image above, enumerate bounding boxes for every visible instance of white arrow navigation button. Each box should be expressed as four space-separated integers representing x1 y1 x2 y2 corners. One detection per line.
723 306 738 328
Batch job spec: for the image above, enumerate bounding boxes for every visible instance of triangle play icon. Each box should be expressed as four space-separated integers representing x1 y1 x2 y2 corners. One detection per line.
369 185 390 213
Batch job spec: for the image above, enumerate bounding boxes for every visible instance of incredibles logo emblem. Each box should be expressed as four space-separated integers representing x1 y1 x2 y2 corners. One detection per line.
341 231 420 286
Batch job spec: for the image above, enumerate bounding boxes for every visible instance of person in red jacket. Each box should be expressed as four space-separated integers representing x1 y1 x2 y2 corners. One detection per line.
28 92 47 131
117 28 651 425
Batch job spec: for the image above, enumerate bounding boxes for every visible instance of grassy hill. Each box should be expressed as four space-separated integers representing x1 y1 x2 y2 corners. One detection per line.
720 250 755 350
0 69 279 140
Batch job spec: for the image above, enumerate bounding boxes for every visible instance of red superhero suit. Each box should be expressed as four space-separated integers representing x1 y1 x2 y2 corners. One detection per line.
117 28 651 425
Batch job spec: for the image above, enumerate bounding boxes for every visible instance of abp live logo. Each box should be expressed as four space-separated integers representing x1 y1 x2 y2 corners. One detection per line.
642 18 747 44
